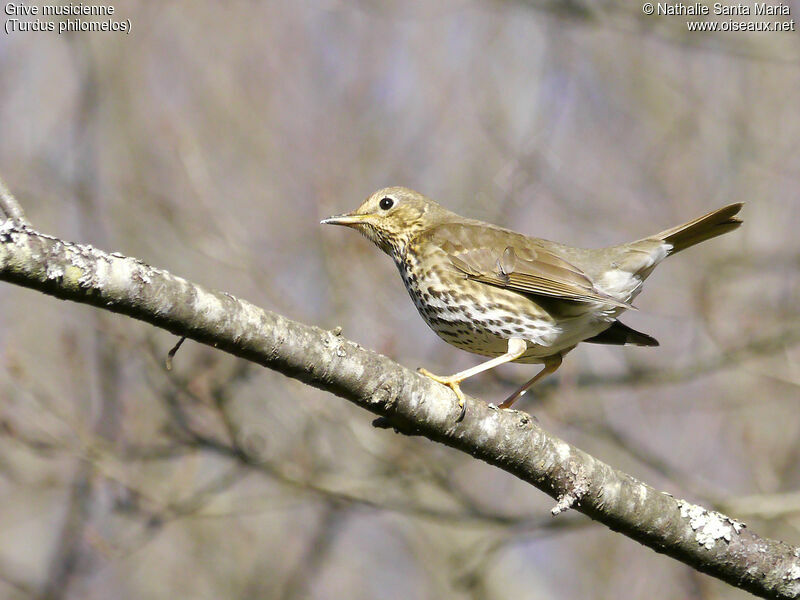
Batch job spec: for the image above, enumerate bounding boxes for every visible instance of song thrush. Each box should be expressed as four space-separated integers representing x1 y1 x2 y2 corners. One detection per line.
322 188 742 420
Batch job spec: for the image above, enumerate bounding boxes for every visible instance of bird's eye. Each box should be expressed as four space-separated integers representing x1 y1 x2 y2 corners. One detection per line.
379 197 394 210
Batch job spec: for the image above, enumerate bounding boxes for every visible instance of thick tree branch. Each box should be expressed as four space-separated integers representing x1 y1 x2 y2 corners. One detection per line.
1 219 799 599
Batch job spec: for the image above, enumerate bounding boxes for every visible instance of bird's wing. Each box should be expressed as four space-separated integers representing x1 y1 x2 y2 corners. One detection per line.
445 243 633 309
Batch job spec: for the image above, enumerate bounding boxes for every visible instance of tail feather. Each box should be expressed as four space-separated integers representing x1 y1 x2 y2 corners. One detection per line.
584 320 659 347
656 202 743 255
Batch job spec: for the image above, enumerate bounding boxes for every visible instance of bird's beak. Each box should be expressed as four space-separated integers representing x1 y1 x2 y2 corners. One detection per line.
320 212 370 227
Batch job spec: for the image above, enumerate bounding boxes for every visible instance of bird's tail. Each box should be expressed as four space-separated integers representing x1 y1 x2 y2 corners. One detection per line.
655 202 743 256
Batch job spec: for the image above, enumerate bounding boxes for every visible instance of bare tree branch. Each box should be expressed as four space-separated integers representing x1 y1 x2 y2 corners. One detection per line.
1 216 800 598
0 176 27 225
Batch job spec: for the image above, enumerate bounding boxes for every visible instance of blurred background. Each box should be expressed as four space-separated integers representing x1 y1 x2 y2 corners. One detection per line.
1 1 799 598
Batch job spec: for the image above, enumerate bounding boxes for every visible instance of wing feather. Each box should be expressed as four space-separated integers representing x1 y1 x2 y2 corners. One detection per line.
448 244 633 309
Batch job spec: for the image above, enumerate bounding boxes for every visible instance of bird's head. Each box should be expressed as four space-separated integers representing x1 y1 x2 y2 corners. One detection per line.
321 187 449 257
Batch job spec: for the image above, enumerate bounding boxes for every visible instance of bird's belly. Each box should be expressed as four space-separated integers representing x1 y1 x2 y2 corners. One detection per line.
400 262 609 363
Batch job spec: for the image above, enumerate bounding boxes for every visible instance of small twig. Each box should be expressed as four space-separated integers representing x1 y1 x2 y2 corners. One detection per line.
165 336 187 371
372 415 424 436
0 176 27 225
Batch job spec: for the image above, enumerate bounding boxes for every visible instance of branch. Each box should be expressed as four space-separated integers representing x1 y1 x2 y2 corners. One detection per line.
0 176 27 225
1 220 799 598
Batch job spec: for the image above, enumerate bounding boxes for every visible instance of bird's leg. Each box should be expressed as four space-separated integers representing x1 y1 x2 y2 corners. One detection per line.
419 338 528 420
498 353 563 409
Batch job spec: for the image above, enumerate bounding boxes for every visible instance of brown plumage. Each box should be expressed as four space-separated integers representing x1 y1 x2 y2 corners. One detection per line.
322 187 743 420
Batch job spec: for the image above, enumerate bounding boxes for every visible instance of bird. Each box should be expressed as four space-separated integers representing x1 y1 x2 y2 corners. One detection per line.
321 187 743 420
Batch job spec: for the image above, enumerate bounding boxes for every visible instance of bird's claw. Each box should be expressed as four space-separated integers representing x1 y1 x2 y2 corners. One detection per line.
455 394 466 422
418 368 466 422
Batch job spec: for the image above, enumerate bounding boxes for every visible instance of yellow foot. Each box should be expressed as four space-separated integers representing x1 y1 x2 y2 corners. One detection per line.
417 368 467 422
